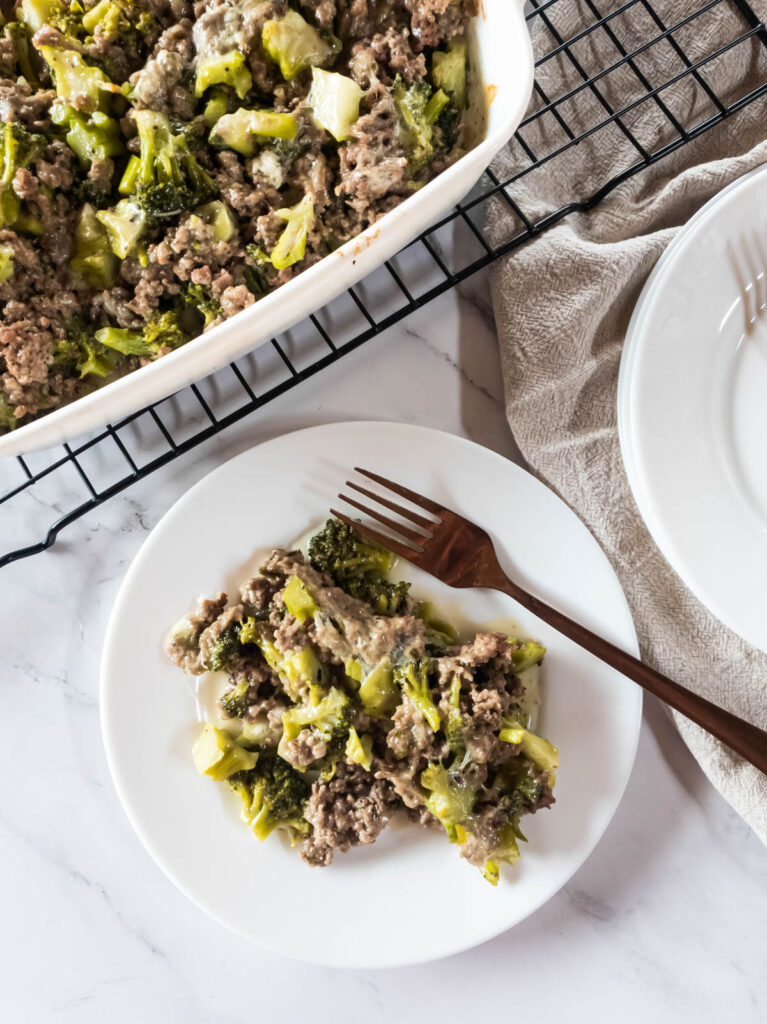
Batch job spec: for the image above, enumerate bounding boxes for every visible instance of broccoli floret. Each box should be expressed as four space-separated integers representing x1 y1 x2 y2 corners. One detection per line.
393 76 451 175
3 22 40 86
81 0 156 43
95 311 189 358
444 675 465 757
306 67 362 141
261 9 334 80
0 122 45 228
95 198 145 258
219 679 250 718
420 762 477 837
494 757 549 814
192 723 258 780
432 37 467 109
278 686 351 761
182 281 222 330
35 44 119 113
51 103 124 168
308 518 411 614
393 658 441 731
195 49 252 100
53 320 120 378
229 749 310 842
209 107 296 157
0 243 14 283
0 392 18 431
483 818 527 885
498 722 559 775
18 0 63 32
201 622 242 672
345 726 373 771
282 575 318 622
357 657 399 716
70 202 117 287
128 109 218 223
508 638 547 673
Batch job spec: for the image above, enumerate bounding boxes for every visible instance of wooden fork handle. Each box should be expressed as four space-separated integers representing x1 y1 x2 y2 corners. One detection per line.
493 576 767 775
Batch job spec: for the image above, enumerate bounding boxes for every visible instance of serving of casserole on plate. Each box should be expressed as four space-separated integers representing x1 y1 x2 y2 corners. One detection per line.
0 0 533 456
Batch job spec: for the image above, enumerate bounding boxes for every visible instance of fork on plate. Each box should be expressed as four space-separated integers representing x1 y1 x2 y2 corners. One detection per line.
332 469 767 774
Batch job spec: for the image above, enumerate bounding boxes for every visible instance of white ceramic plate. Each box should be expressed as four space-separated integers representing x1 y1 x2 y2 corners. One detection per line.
618 164 767 653
101 422 641 968
1 0 533 458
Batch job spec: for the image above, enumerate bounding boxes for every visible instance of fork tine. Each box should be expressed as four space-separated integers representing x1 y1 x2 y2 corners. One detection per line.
346 481 436 531
354 468 444 517
330 509 421 560
338 493 427 546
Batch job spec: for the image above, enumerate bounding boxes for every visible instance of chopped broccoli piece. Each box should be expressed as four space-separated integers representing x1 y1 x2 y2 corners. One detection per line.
19 0 62 31
192 199 237 241
432 37 467 109
118 154 140 195
220 680 250 718
508 638 546 673
483 818 527 884
0 122 46 229
229 750 309 842
394 658 441 731
345 727 373 771
278 685 351 759
498 724 559 775
209 107 296 157
393 76 451 174
421 762 477 834
282 575 318 622
182 281 222 330
50 103 124 167
358 657 399 716
81 0 156 42
53 320 120 378
494 756 549 813
129 109 218 223
202 86 229 127
445 674 466 756
95 312 188 360
195 49 252 100
308 518 410 614
0 393 17 430
199 622 242 672
262 9 333 80
71 202 116 287
306 67 362 141
95 198 145 258
268 193 314 270
36 45 119 112
3 22 40 87
0 243 14 282
278 645 324 698
193 723 258 780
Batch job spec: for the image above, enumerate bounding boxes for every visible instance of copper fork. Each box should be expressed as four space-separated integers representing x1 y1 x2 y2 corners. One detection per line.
332 468 767 775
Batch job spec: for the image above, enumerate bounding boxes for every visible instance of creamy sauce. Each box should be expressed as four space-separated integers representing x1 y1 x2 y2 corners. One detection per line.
194 529 542 731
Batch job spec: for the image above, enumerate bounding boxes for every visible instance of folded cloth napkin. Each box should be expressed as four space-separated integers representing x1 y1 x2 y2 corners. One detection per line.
488 0 767 841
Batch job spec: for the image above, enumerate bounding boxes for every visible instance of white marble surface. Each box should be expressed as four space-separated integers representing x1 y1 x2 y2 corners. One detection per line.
2 274 766 1023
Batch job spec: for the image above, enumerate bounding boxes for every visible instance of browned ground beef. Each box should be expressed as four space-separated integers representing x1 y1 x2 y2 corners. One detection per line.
0 0 479 431
167 539 557 880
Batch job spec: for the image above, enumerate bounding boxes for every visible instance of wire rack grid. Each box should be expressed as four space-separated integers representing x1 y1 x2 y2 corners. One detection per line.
2 0 767 569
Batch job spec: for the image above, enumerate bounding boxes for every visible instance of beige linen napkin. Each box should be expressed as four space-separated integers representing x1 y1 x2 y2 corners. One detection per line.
488 0 767 840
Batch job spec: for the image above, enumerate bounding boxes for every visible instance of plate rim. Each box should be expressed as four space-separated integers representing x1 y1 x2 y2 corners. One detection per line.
100 420 642 967
617 161 767 653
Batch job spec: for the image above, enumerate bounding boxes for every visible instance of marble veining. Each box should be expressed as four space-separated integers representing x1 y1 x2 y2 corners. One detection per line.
2 275 765 1023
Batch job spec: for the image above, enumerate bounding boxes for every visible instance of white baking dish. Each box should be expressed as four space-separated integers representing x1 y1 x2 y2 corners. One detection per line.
0 0 533 457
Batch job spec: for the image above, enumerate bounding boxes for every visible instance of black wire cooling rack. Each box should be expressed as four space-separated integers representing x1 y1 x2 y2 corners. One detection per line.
2 0 767 568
